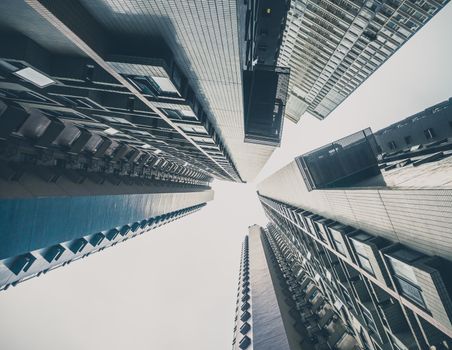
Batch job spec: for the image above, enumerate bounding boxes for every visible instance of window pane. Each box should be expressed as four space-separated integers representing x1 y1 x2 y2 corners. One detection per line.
357 254 374 274
334 239 346 255
151 76 179 94
352 239 368 256
388 257 418 284
395 276 426 307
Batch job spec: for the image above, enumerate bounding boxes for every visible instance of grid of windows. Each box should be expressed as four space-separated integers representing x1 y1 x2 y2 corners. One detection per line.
77 0 278 181
258 194 452 348
279 0 450 120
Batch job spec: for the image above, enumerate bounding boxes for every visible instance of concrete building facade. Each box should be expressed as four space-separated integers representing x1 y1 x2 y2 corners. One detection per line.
232 225 359 350
256 111 452 348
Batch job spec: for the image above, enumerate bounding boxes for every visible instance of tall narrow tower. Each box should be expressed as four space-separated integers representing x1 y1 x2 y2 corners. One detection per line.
232 225 358 350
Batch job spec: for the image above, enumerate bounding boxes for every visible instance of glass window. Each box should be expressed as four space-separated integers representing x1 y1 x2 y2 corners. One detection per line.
388 256 418 284
352 239 374 275
362 307 377 333
179 125 198 133
392 247 424 262
151 76 179 95
388 256 426 308
341 286 353 308
394 276 426 307
179 109 197 120
352 239 368 256
127 76 157 95
357 254 374 274
315 222 328 242
14 67 55 87
388 333 405 350
353 232 372 241
306 218 316 235
100 116 133 125
330 229 346 255
163 109 181 119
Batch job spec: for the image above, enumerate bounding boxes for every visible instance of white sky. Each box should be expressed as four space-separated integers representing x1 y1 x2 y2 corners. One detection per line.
1 4 452 350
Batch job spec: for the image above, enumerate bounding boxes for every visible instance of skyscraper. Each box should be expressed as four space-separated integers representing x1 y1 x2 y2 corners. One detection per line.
0 0 295 183
0 0 250 290
232 225 359 350
254 101 452 348
0 77 214 290
280 0 451 122
0 0 300 290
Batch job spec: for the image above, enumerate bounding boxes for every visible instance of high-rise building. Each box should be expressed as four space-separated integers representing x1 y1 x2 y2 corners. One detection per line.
0 0 304 290
255 102 452 349
232 225 359 350
0 0 296 183
0 1 250 290
0 79 214 290
279 0 451 122
374 97 452 154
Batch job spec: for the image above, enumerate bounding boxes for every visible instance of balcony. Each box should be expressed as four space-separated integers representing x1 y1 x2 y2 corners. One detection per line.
243 66 290 147
295 128 382 191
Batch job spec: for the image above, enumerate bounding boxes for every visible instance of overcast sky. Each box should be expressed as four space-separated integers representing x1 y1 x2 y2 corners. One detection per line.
1 4 452 350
